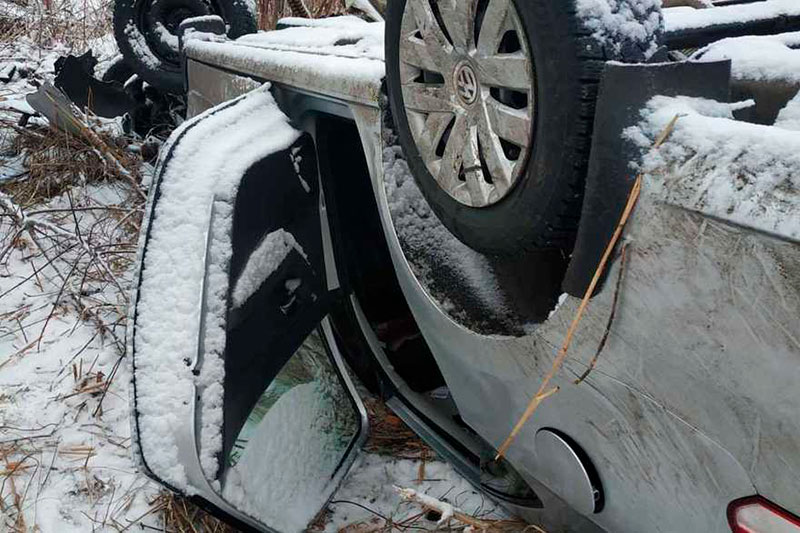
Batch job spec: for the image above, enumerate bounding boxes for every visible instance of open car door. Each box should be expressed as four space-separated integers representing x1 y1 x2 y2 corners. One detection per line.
128 85 367 532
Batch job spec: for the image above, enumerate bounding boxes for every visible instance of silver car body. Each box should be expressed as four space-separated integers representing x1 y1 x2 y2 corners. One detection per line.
179 19 800 533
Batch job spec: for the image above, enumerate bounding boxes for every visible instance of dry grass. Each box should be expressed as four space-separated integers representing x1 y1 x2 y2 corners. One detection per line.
362 396 432 460
257 0 349 30
1 119 142 205
0 127 144 355
0 106 241 531
152 492 240 533
0 0 353 47
0 0 111 51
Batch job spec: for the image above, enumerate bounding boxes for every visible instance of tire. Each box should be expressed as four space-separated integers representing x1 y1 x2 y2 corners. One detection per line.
113 0 257 94
386 0 662 254
100 55 134 84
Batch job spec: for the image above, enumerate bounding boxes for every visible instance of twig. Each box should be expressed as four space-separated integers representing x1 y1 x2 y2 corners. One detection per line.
495 176 643 461
573 242 630 385
395 487 535 531
37 248 86 351
494 113 680 460
40 440 59 490
328 499 390 523
91 354 124 417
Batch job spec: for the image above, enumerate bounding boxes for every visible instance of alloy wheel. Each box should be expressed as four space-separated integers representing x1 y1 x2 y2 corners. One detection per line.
398 0 535 207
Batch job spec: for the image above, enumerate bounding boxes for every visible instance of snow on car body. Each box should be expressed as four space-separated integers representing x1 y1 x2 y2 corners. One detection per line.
128 6 800 533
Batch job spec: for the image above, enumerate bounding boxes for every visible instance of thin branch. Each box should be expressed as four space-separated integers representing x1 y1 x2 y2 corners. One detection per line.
495 176 642 460
574 242 630 385
494 113 681 460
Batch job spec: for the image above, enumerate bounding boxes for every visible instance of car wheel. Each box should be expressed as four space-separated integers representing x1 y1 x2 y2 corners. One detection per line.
113 0 257 94
100 55 135 85
386 0 661 254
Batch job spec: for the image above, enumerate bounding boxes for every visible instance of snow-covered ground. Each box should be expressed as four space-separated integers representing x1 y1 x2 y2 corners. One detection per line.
0 30 161 532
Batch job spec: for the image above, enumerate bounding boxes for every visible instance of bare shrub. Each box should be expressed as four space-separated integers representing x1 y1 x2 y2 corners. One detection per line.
257 0 349 30
0 0 112 52
1 119 141 204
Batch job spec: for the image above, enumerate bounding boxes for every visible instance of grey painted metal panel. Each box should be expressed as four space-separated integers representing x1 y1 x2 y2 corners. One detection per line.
185 40 383 109
186 59 261 117
185 41 800 532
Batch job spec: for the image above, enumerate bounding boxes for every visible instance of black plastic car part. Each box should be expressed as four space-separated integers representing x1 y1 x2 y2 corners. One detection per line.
561 59 732 298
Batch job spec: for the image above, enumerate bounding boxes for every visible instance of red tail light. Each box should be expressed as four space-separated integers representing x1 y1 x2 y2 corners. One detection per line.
728 496 800 533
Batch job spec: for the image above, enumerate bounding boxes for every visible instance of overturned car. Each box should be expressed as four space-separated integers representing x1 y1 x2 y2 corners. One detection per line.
124 0 800 532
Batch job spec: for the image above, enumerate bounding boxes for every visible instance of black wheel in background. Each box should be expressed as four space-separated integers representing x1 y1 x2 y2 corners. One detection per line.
100 54 135 84
386 0 661 255
113 0 257 93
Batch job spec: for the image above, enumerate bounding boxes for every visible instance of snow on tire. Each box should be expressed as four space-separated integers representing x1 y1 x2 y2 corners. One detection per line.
113 0 257 94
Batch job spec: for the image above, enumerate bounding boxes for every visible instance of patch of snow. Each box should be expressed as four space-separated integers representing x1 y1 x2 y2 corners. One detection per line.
775 91 800 132
0 153 26 183
124 21 161 69
665 0 800 32
182 14 228 25
186 38 385 88
0 38 70 122
222 332 357 531
693 32 800 83
86 32 120 66
180 16 229 46
133 84 300 487
183 30 228 45
235 20 384 61
576 0 662 59
0 188 158 531
278 14 371 29
626 95 800 241
548 293 569 320
323 453 510 531
231 228 307 308
152 21 180 51
382 144 513 329
290 145 310 192
1 94 35 117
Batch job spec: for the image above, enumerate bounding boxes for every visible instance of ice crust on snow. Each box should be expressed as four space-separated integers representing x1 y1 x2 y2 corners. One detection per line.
231 228 306 308
133 84 300 488
626 95 800 241
575 0 662 59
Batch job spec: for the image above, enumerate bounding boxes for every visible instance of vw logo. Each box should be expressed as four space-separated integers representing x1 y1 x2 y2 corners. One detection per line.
455 63 479 105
